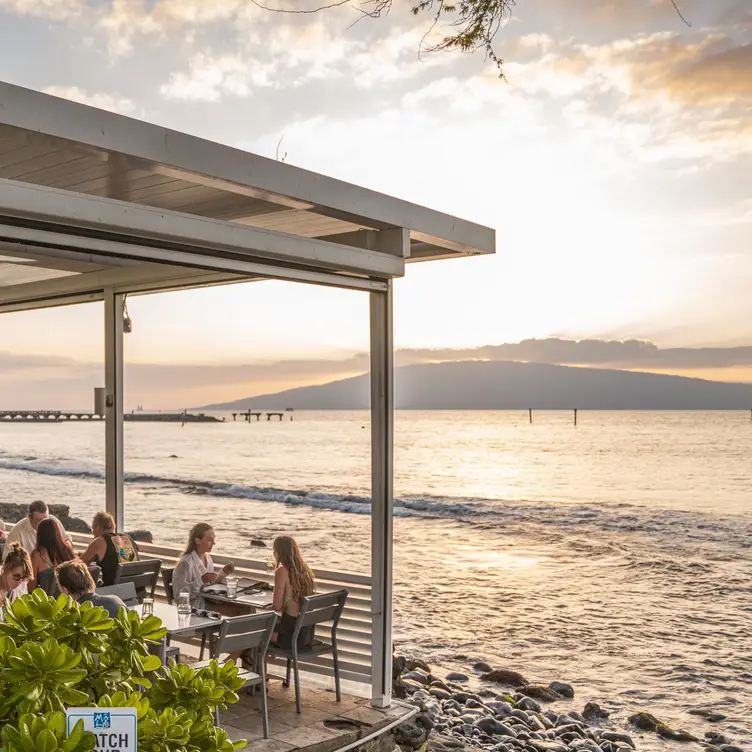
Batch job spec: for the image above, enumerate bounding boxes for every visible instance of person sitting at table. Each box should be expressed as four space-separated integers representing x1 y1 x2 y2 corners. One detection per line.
271 535 316 650
173 523 234 610
0 543 32 620
79 512 138 586
56 560 126 619
29 518 75 595
4 501 71 560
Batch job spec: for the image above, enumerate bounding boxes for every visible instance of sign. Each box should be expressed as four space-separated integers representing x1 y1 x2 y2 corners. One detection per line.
66 708 137 752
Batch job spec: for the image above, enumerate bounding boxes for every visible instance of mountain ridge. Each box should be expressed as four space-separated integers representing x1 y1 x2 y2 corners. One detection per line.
198 360 752 411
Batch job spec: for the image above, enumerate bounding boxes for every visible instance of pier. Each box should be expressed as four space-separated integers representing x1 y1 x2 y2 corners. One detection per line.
232 410 293 422
0 411 221 423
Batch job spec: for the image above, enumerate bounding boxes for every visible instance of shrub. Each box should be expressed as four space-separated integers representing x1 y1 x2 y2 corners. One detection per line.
0 590 247 752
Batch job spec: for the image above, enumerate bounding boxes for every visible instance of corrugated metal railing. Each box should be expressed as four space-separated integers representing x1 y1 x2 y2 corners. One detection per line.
69 533 373 686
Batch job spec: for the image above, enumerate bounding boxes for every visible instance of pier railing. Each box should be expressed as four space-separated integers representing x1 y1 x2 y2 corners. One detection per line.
69 533 373 686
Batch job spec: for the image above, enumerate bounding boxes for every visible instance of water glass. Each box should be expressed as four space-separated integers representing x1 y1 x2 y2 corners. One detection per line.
226 577 238 599
177 591 191 616
141 597 154 617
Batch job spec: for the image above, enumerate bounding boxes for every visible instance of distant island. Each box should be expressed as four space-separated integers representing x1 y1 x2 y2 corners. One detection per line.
199 360 752 411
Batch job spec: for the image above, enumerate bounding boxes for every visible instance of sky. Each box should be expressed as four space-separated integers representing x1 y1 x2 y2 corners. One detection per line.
0 0 751 408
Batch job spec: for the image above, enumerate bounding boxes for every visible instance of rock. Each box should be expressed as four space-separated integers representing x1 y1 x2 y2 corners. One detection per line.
478 688 497 698
475 661 494 673
718 747 744 752
521 686 563 703
628 712 661 732
689 709 727 723
430 688 453 701
250 539 267 547
447 672 471 683
393 655 407 679
395 718 428 749
128 529 153 543
486 701 514 717
426 735 470 752
402 680 426 695
599 733 635 749
406 658 432 673
481 669 529 688
431 680 452 692
417 712 436 731
549 682 575 699
454 692 480 705
656 724 698 743
583 703 610 721
518 698 543 713
404 670 431 685
475 718 517 737
705 733 729 746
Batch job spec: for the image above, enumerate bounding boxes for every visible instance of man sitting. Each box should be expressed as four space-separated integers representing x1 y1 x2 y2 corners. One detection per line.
55 560 126 619
3 501 71 560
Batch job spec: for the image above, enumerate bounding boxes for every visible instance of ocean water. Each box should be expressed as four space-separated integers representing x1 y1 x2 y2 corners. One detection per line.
0 410 750 748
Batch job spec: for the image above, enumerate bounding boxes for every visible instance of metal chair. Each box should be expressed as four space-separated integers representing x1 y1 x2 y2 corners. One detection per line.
267 589 348 713
162 567 175 604
159 567 180 664
198 611 277 737
97 581 139 607
88 564 103 587
113 559 162 603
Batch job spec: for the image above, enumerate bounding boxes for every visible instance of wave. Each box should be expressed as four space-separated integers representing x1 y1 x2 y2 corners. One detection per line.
1 452 751 547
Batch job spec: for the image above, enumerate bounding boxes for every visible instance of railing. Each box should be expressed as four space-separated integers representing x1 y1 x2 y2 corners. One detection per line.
69 533 373 686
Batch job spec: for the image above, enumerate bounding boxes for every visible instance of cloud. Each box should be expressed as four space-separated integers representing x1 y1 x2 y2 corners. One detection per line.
0 0 82 19
42 86 140 116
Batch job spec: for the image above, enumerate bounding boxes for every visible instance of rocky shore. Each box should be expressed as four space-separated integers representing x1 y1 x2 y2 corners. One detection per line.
392 656 744 752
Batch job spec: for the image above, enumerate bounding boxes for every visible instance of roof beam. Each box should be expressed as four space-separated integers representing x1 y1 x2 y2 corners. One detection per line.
0 178 405 280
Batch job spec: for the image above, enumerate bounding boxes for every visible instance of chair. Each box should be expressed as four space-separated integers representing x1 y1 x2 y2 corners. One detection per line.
159 568 180 664
201 612 277 737
97 581 139 607
113 559 162 603
267 589 348 713
162 567 175 604
88 565 103 587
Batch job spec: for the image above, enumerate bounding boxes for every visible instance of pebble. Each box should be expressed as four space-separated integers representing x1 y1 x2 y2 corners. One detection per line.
705 733 730 745
394 654 680 752
447 672 471 683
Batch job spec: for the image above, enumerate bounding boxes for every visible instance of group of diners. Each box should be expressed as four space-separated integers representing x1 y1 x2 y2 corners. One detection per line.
0 502 317 649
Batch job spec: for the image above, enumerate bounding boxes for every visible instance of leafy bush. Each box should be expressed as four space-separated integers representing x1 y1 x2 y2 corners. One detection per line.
0 590 247 752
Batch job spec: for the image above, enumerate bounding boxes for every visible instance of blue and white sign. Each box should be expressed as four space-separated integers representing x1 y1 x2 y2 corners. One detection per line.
66 708 137 751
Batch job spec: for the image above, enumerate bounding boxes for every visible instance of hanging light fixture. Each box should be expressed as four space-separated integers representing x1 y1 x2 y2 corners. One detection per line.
123 295 133 334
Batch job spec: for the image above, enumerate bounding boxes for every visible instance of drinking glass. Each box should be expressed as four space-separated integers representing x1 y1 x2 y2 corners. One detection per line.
177 591 191 616
226 577 238 599
141 597 154 617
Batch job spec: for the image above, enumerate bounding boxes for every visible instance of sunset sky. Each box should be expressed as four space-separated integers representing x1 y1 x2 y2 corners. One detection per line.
0 0 750 408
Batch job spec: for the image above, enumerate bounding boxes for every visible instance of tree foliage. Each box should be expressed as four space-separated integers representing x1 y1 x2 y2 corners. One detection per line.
252 0 690 77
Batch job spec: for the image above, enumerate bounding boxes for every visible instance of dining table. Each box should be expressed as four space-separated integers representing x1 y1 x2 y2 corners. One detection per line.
201 578 275 612
133 601 223 636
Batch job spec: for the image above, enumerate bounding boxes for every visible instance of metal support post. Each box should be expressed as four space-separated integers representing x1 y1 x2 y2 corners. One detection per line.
104 289 125 531
370 280 394 708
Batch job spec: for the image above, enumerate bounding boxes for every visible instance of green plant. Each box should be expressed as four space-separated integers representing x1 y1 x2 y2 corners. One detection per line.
0 712 96 752
0 590 246 751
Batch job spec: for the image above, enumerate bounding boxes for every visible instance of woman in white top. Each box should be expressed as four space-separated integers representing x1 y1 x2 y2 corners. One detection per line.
0 543 32 621
173 523 234 610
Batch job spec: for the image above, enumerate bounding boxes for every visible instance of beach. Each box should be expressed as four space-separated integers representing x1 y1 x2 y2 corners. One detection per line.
0 410 749 750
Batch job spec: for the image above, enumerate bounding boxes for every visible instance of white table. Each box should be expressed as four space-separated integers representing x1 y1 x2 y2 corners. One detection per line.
134 601 222 636
201 579 274 611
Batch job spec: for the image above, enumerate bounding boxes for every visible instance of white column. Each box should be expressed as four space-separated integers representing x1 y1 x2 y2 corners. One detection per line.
370 280 394 708
104 289 125 531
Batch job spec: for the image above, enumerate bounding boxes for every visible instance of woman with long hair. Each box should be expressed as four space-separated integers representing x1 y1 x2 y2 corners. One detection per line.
271 535 316 649
0 543 32 619
30 518 75 594
173 523 234 610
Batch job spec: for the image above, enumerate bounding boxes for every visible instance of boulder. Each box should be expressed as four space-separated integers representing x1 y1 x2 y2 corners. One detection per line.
599 732 635 749
474 661 494 673
583 703 610 721
521 686 561 703
628 712 661 732
549 682 575 699
481 669 529 688
447 672 470 683
406 657 432 673
395 717 429 749
474 718 517 737
128 529 153 543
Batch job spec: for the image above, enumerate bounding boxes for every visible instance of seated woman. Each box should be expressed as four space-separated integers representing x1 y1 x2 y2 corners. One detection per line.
80 512 138 586
29 518 75 594
173 523 234 610
0 543 32 620
271 535 316 650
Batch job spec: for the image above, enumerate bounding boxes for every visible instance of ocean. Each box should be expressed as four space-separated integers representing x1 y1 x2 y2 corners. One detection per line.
0 410 750 748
